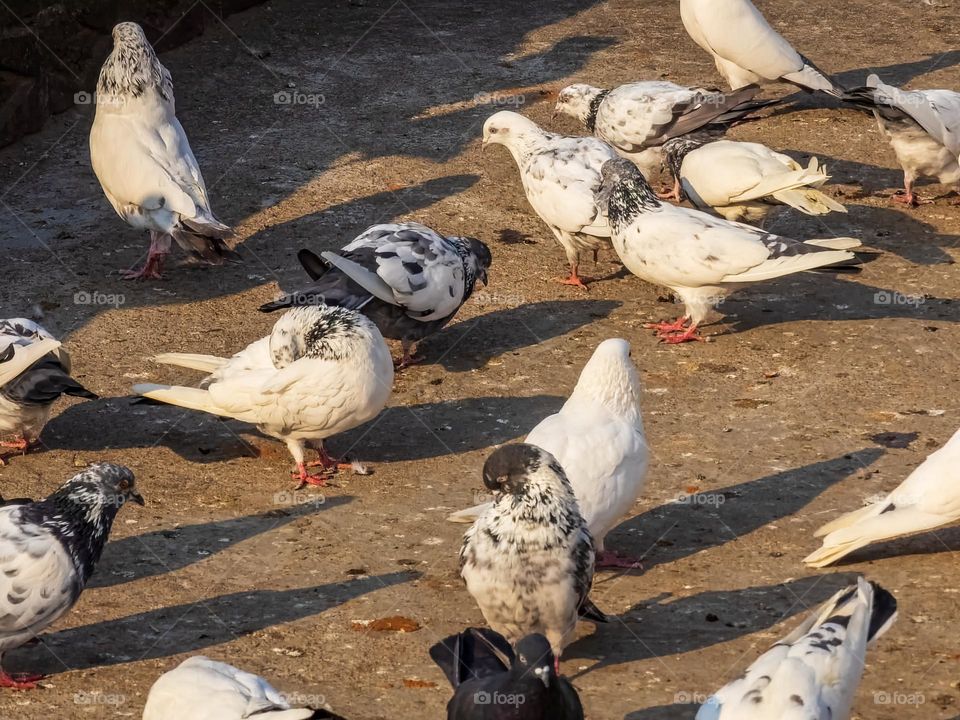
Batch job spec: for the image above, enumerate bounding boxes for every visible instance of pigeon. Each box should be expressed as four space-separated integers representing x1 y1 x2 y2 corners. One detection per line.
554 81 776 177
143 655 345 719
661 137 846 224
0 463 143 688
259 222 491 367
448 339 648 568
596 157 861 343
429 627 584 720
90 22 237 280
805 425 960 567
843 74 960 206
482 110 618 289
680 0 844 96
0 319 97 463
459 444 607 668
695 577 897 720
133 305 393 486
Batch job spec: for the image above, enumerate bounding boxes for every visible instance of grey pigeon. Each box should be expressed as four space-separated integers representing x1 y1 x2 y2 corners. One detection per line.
430 627 584 720
260 222 491 367
90 22 237 280
0 463 143 688
459 444 607 667
0 318 97 463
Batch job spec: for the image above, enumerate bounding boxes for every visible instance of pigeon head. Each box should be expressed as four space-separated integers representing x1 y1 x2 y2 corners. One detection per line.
482 443 566 495
450 236 492 289
482 111 545 155
597 157 661 229
554 84 608 132
270 305 379 365
97 22 171 102
514 634 556 688
570 338 644 425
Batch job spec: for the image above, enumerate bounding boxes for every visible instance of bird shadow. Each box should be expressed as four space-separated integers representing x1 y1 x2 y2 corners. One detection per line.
88 497 352 589
605 448 884 573
567 573 859 674
9 571 420 675
835 51 960 91
625 705 699 720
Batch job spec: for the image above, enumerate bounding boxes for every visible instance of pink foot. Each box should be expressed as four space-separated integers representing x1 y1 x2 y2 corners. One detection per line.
123 253 167 281
552 272 591 290
892 190 931 207
644 316 689 336
0 670 42 690
0 438 29 451
292 463 330 488
661 326 706 344
395 353 425 370
596 550 644 569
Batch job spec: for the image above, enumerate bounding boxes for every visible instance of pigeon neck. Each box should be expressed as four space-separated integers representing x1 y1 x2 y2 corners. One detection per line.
38 485 124 582
585 90 610 133
568 365 644 428
608 176 661 230
663 138 702 183
96 43 171 104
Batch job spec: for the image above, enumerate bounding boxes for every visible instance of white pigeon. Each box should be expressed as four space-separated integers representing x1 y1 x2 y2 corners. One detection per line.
554 81 773 177
133 305 393 485
90 22 237 280
596 157 861 344
805 425 960 567
661 138 846 224
845 74 960 206
448 339 648 568
482 110 618 289
680 0 844 96
696 577 897 720
0 319 97 462
459 444 607 664
0 464 143 689
143 656 344 720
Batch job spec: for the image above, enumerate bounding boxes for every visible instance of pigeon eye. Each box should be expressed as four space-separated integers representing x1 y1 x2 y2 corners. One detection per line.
118 479 130 491
489 127 498 134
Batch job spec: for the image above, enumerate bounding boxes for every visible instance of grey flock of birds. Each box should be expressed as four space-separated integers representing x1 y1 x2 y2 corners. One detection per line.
1 1 959 718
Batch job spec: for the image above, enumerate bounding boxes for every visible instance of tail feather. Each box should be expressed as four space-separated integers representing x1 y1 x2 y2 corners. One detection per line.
429 627 513 689
133 383 227 417
814 502 882 537
803 237 861 250
782 55 845 97
772 187 847 216
152 352 229 374
171 221 241 266
446 501 492 523
579 596 610 623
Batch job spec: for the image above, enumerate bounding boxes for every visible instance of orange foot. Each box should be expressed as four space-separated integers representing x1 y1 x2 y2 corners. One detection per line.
644 317 689 336
596 550 644 569
661 327 706 344
552 273 591 290
0 670 42 690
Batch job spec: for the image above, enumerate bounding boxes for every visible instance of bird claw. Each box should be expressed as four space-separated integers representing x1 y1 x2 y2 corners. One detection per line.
0 670 42 690
394 354 425 370
659 329 707 344
595 550 644 570
552 274 591 290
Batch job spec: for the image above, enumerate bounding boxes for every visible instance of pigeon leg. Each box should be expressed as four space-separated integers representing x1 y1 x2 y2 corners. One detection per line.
292 463 331 488
892 178 932 207
657 177 682 201
643 316 689 335
595 549 644 569
0 669 42 690
660 324 707 344
305 442 355 473
124 231 170 280
395 340 425 369
552 264 591 290
0 436 30 464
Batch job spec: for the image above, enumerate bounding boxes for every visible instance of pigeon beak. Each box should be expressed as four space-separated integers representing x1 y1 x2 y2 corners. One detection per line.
129 490 145 506
535 666 551 688
481 139 489 153
480 269 488 286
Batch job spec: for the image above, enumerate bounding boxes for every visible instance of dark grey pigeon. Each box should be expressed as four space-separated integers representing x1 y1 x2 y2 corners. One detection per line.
430 627 584 720
0 319 97 463
0 463 144 688
260 222 491 367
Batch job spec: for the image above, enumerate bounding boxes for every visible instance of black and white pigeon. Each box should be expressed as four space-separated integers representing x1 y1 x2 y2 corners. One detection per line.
482 110 618 289
696 577 897 720
259 222 491 367
430 627 584 720
596 157 861 344
459 444 607 668
554 81 775 178
805 425 960 567
143 655 345 719
0 319 97 463
680 0 845 97
448 339 649 569
661 137 846 225
844 74 960 206
0 463 143 688
90 22 237 280
133 306 393 486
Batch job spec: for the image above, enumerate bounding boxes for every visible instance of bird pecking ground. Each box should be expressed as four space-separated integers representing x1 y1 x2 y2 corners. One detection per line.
1 0 960 718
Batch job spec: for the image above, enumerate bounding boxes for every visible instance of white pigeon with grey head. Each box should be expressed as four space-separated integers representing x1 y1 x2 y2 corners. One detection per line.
596 157 861 343
844 74 960 206
482 110 618 289
805 425 960 567
459 443 607 667
259 222 491 367
449 339 648 568
90 22 237 280
696 577 897 720
554 81 774 177
661 137 846 225
680 0 844 96
0 319 97 462
0 463 143 688
133 305 393 486
143 655 344 719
